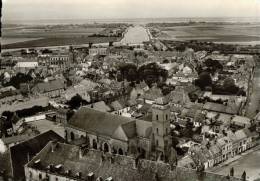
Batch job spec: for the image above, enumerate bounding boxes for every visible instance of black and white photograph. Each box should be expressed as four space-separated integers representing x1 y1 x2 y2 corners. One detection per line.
1 0 260 181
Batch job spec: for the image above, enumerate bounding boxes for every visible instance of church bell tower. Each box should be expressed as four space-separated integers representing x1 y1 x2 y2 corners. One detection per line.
152 97 171 159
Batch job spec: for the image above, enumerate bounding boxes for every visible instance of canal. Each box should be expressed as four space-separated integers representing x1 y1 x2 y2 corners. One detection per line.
120 25 150 45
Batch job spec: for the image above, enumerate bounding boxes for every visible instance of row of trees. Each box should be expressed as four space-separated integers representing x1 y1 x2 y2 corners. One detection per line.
3 72 33 89
195 71 245 96
117 62 168 86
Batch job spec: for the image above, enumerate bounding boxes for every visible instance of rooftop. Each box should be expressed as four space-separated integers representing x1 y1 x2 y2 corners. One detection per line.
27 141 241 181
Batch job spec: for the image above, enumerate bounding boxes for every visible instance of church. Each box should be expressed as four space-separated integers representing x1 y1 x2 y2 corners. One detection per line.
65 97 172 160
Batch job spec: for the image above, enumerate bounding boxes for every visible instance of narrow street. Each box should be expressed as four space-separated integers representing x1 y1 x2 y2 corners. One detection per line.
246 57 260 118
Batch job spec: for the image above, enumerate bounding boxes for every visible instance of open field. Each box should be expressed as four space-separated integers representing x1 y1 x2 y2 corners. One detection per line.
2 36 120 49
2 24 122 49
2 24 106 37
155 23 260 44
1 38 44 45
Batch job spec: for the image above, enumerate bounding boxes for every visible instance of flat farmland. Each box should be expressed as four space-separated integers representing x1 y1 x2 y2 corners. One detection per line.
157 23 260 43
2 36 120 49
2 25 104 38
2 24 121 49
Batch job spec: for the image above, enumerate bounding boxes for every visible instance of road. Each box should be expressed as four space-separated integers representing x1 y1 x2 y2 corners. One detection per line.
214 147 260 181
246 59 260 118
120 25 150 45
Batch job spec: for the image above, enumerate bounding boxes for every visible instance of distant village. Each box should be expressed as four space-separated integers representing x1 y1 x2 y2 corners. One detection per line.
1 24 260 181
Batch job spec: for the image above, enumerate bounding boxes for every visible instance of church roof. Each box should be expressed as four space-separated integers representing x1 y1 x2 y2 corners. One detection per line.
68 107 136 139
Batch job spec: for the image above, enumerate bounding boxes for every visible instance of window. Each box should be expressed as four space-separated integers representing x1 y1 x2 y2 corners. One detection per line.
39 173 42 180
156 115 159 120
56 177 59 181
156 128 159 134
156 140 159 146
166 128 168 134
166 114 168 120
29 171 32 178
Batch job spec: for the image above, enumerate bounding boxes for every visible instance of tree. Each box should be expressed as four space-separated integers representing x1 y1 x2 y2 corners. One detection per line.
195 72 212 90
138 62 168 87
3 72 33 89
204 58 223 73
223 77 239 94
118 63 138 82
67 94 87 109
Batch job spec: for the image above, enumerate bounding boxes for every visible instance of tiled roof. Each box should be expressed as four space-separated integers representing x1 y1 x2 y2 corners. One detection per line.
32 79 65 93
167 89 191 105
234 130 247 140
243 128 258 138
140 87 163 101
110 100 126 111
231 116 251 127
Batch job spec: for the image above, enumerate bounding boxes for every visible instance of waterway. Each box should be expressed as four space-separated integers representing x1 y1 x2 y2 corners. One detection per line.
120 25 150 45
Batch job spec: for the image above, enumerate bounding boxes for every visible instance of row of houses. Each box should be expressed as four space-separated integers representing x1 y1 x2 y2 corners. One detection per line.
179 128 258 169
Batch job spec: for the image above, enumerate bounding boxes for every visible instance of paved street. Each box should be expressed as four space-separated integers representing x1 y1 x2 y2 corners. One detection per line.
213 147 260 181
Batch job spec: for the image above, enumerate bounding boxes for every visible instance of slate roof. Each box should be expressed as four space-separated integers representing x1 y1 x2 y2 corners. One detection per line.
68 107 136 139
9 130 64 180
26 141 241 181
203 102 239 115
1 134 34 145
85 101 112 112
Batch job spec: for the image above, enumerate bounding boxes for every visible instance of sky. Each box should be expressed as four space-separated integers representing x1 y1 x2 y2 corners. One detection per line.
2 0 260 22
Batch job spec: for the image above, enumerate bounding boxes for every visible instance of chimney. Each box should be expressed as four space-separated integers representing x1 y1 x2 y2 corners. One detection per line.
77 172 82 178
66 170 72 176
97 177 103 181
87 172 94 181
